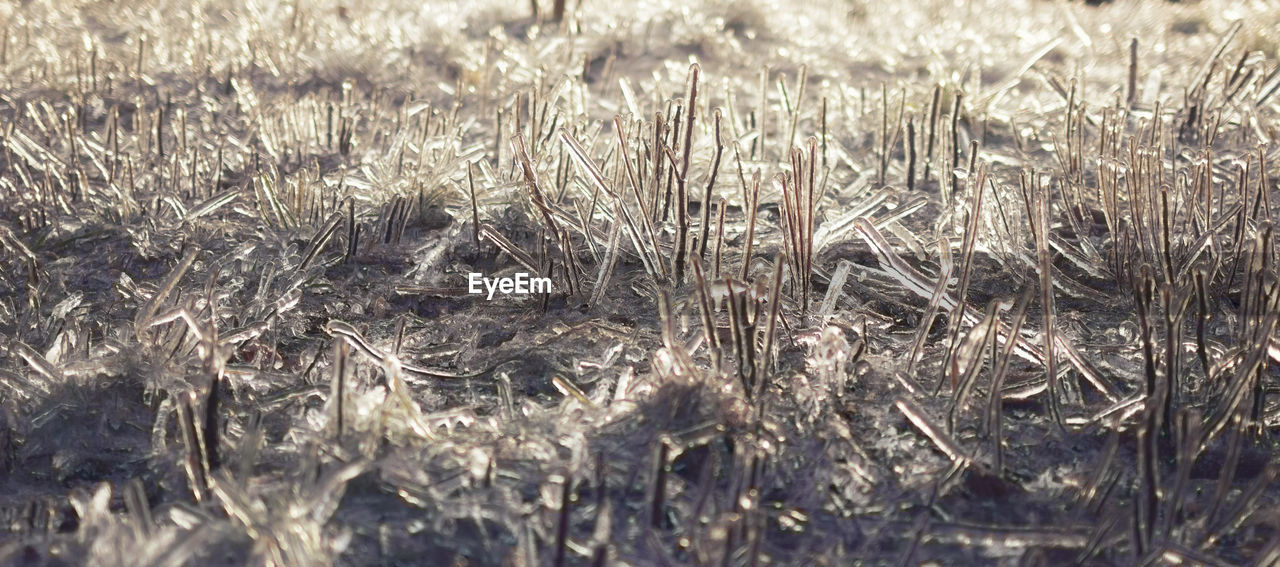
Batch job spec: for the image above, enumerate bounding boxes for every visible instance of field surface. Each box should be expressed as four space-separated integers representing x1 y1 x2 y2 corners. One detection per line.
4 0 1280 565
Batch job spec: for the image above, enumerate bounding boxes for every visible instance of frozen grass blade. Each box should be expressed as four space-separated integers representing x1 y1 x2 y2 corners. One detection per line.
1202 463 1278 549
713 197 726 277
1028 170 1062 427
468 161 481 246
649 437 670 529
780 141 817 311
324 320 496 381
135 245 199 341
330 340 348 438
202 371 222 472
185 187 239 221
726 277 757 395
909 240 953 374
612 117 666 279
756 254 785 398
923 86 941 184
9 340 63 387
589 212 624 306
906 115 916 191
740 169 761 281
298 209 345 270
554 474 572 567
946 299 1003 434
479 223 540 274
662 144 690 282
817 259 853 325
985 289 1032 473
895 397 968 465
942 143 985 392
177 392 208 504
692 260 721 371
696 109 724 259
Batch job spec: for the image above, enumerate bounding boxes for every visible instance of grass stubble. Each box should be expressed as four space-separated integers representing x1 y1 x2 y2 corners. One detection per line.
4 0 1280 565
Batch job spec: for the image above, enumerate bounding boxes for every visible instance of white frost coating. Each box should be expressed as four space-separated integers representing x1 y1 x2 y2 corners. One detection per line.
1 0 1275 564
